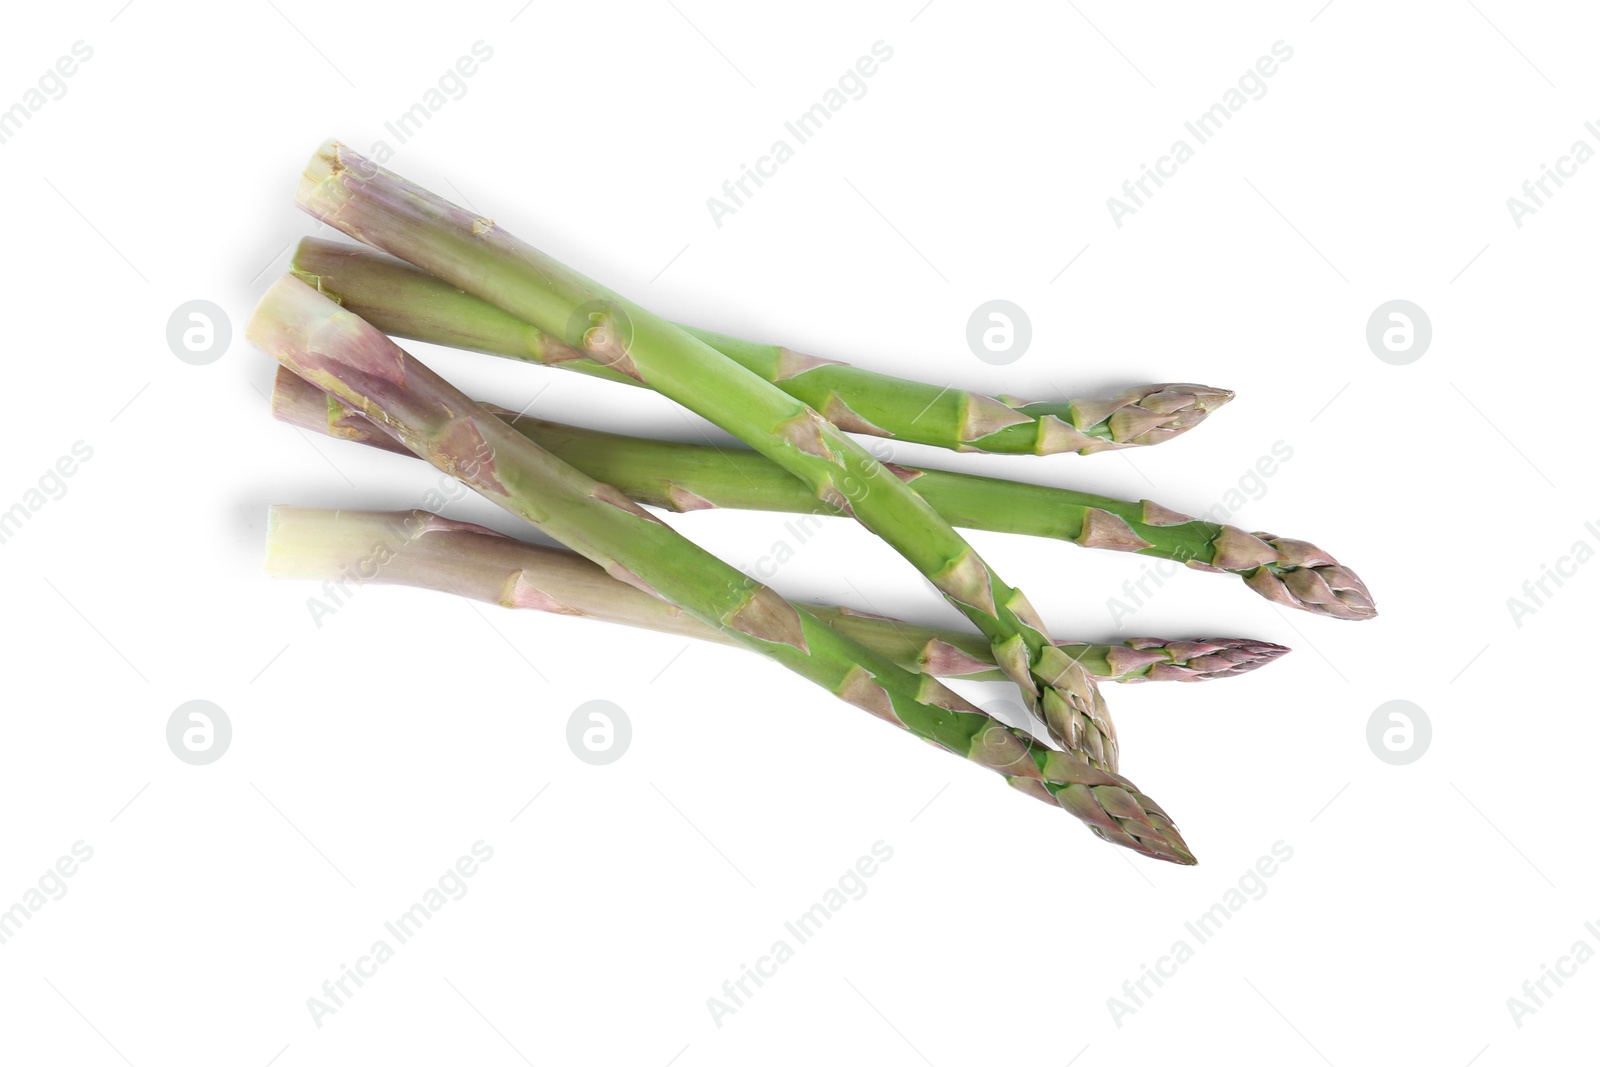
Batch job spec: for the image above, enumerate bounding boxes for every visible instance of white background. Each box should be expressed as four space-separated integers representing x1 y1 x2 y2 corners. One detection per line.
1 1 1594 1064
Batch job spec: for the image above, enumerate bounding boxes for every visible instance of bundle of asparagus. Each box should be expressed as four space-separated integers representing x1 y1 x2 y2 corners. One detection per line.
250 140 1373 865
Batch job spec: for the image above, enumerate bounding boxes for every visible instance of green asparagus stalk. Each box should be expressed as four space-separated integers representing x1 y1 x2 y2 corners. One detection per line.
274 367 1375 621
290 236 1233 456
248 275 1196 863
296 141 1124 771
266 505 1288 684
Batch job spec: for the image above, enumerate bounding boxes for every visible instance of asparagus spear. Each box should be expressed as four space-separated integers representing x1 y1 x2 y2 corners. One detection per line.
295 141 1123 770
290 236 1232 456
266 505 1288 684
274 367 1375 621
248 275 1196 863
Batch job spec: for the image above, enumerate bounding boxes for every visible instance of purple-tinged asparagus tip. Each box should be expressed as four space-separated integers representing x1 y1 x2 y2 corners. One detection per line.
1116 637 1290 682
1161 639 1289 682
1068 383 1235 453
1246 534 1377 621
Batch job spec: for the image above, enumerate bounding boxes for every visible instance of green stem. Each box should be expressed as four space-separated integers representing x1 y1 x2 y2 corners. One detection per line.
290 236 1233 456
273 365 1374 620
249 275 1196 863
267 505 1287 683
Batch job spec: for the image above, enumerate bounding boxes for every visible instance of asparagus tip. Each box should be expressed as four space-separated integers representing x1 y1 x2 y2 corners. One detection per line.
1163 637 1290 681
1245 535 1377 621
1040 382 1236 454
